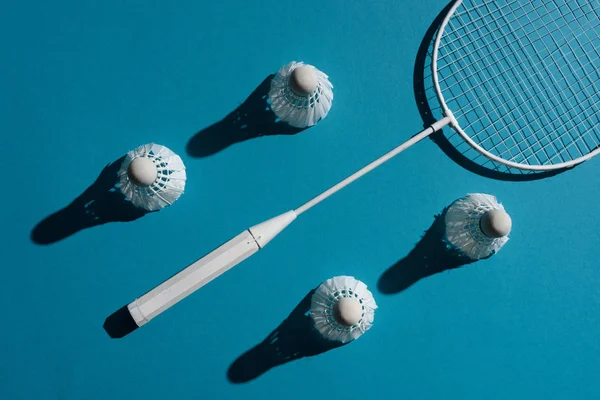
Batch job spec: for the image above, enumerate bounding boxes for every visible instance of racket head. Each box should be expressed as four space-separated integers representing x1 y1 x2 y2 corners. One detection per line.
431 0 600 171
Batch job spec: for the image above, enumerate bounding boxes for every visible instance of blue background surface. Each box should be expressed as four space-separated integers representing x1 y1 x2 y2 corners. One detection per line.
2 0 600 399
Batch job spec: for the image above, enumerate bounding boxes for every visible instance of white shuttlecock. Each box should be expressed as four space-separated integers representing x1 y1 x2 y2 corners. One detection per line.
118 143 186 211
445 193 512 260
268 61 333 128
310 276 377 344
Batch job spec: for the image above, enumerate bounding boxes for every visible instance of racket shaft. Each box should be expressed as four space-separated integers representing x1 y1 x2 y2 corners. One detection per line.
128 230 259 326
295 116 452 215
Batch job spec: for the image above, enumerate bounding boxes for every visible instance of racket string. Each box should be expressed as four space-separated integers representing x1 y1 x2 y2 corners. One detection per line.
427 6 591 172
441 10 529 163
435 0 600 166
473 1 555 165
438 0 596 67
444 3 597 115
474 0 597 163
441 0 524 51
501 0 600 162
548 0 600 159
441 5 598 102
488 28 600 163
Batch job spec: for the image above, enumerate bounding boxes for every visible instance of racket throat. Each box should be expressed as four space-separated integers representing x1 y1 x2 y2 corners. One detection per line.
434 113 456 131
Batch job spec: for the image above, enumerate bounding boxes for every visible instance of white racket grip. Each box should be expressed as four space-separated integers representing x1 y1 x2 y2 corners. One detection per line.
127 230 259 327
127 210 297 327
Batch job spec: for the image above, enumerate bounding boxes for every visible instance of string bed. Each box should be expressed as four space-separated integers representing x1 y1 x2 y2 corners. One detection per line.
434 0 600 167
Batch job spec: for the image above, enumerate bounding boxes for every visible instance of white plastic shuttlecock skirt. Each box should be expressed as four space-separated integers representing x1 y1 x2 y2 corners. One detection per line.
310 276 377 344
445 193 509 260
118 143 186 211
268 61 333 128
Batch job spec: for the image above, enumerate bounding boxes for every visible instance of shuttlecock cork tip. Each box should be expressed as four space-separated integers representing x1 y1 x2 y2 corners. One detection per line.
290 65 318 96
127 157 157 187
480 209 512 238
333 297 363 327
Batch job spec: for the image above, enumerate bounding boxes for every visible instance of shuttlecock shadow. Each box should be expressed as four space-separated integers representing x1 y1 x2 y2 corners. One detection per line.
103 304 139 338
413 0 568 181
378 209 478 295
186 74 305 158
30 157 150 245
227 289 345 384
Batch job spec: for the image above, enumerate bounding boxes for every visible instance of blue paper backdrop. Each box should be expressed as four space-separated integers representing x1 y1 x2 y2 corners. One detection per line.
2 0 599 399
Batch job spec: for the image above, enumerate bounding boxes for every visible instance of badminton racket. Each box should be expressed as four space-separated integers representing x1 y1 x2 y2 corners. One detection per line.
127 0 600 327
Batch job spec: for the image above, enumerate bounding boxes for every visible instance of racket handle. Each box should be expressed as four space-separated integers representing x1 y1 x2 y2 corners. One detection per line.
127 211 296 327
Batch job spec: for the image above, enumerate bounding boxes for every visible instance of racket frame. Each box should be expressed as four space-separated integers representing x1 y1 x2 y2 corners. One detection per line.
431 0 600 171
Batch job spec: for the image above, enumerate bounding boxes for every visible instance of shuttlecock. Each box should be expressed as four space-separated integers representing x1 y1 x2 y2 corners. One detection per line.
444 193 512 260
310 276 377 344
117 143 186 211
268 61 333 128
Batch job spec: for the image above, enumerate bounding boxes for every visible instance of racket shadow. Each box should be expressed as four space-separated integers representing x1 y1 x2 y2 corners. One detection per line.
227 288 345 384
186 74 305 158
378 209 478 295
412 0 570 181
